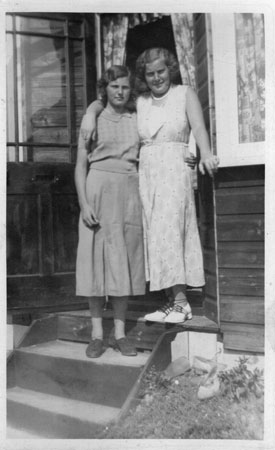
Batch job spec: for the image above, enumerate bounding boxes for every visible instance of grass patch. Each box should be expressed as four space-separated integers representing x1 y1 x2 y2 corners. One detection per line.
98 363 264 439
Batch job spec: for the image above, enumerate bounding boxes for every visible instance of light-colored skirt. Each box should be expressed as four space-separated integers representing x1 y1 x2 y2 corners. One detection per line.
76 167 146 297
139 141 205 291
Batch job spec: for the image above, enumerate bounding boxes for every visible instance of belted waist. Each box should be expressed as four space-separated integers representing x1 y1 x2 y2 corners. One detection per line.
89 159 138 174
140 139 189 148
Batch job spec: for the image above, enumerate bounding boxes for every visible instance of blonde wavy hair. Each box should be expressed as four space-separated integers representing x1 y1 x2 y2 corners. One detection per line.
135 48 180 95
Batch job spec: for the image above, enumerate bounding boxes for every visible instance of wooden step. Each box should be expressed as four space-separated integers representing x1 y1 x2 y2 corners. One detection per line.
10 340 150 408
56 311 218 349
17 339 149 366
7 386 120 439
57 313 165 350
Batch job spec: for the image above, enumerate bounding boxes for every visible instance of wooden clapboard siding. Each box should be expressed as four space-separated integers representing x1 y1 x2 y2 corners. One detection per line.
194 14 218 323
7 194 40 275
215 166 265 352
198 13 265 353
221 323 264 353
218 242 264 268
217 215 264 241
220 296 264 324
219 268 264 296
215 186 264 215
52 194 80 273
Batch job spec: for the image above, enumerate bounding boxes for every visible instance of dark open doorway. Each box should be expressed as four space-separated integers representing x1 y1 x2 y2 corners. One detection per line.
125 15 181 85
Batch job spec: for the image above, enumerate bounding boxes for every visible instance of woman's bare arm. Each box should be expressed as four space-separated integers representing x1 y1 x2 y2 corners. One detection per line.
74 121 99 228
80 100 104 142
186 87 219 177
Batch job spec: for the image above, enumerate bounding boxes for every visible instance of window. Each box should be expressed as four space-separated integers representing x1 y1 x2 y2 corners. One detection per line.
211 13 269 167
6 13 95 163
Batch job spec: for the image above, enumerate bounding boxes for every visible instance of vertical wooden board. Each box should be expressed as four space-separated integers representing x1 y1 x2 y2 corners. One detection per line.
194 13 218 324
39 193 55 275
197 82 209 111
204 296 219 323
7 194 40 275
203 247 217 270
84 16 97 107
194 13 206 47
204 273 217 298
200 224 216 249
199 177 215 221
73 86 84 107
52 194 79 273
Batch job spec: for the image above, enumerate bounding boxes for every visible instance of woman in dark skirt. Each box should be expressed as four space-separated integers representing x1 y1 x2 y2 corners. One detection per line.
75 66 145 358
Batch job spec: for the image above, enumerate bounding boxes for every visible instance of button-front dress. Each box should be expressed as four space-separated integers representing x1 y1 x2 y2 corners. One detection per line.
137 84 205 291
76 109 146 297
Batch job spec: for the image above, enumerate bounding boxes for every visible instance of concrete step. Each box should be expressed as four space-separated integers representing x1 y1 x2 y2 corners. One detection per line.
7 424 46 439
11 340 150 408
7 386 120 439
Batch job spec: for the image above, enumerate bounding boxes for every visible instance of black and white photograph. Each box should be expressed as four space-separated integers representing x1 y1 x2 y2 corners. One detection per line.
1 0 275 449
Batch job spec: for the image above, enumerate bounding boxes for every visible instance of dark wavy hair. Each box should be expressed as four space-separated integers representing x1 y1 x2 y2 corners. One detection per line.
135 48 181 95
97 65 136 111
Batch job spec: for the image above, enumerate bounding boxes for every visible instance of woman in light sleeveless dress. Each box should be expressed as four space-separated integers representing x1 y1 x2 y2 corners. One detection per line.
137 83 205 292
82 48 219 324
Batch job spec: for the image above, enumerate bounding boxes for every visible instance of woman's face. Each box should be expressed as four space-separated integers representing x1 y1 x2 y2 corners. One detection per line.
144 58 171 98
106 76 131 110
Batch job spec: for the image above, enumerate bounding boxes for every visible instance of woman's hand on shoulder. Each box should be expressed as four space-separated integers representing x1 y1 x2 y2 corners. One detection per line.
81 203 100 229
198 154 219 178
80 100 104 144
80 114 97 144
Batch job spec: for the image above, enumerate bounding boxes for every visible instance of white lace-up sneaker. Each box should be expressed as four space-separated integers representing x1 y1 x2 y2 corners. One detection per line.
144 301 174 322
164 302 192 323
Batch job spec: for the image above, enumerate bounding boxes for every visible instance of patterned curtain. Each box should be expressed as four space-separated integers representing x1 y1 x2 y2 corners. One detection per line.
102 14 129 69
235 13 265 143
102 14 166 70
171 14 196 89
171 14 197 188
128 13 165 29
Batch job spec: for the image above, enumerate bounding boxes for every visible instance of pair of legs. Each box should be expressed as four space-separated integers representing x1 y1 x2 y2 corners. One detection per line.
86 295 137 357
89 296 128 341
145 283 192 323
165 284 188 306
